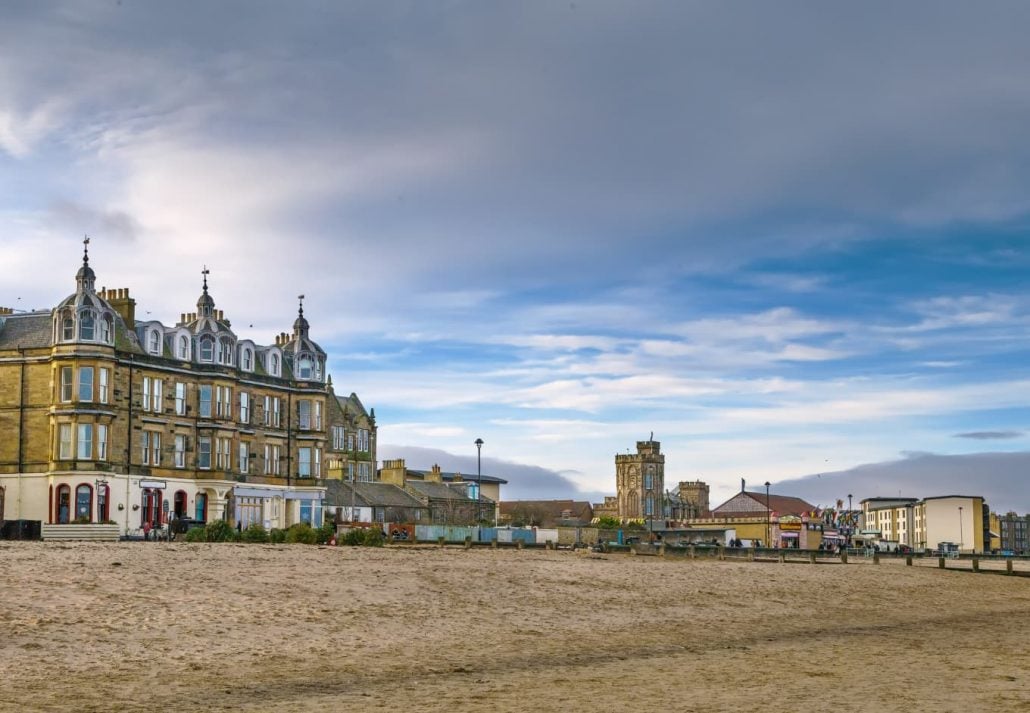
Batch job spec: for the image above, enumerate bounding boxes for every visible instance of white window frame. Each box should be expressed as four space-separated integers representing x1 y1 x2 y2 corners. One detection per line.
98 368 109 404
197 437 212 469
60 367 73 403
175 382 186 416
174 435 186 468
199 385 212 418
77 423 93 460
97 424 108 461
298 447 311 477
239 442 249 473
239 392 250 423
78 366 94 403
58 423 73 459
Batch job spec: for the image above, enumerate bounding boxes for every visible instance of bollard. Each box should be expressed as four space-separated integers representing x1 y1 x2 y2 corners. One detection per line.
747 549 755 562
972 558 979 572
873 553 880 565
464 536 472 550
809 552 817 564
777 552 786 564
1007 559 1014 575
438 536 446 548
938 556 945 569
491 537 498 549
841 551 848 564
546 540 554 550
718 547 725 561
906 555 913 566
689 545 696 559
658 543 666 558
516 539 524 551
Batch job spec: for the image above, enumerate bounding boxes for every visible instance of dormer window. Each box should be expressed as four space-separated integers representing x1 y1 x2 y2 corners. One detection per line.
199 336 214 362
298 355 313 380
100 314 113 344
218 337 233 365
242 348 253 371
178 335 189 360
270 353 280 377
79 310 96 340
148 330 161 355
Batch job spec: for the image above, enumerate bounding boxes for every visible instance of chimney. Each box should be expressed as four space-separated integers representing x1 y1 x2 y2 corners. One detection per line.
741 478 745 493
380 459 406 487
105 288 136 327
428 464 443 483
0 306 13 315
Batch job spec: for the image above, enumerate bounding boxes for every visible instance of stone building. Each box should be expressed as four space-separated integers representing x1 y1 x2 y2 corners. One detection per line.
0 242 376 534
615 437 665 521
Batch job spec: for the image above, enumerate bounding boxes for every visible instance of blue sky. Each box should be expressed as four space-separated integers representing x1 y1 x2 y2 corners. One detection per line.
3 2 1030 510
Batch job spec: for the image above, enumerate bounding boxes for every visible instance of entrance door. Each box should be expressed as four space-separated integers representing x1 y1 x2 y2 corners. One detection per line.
195 493 208 523
173 490 187 519
57 485 71 524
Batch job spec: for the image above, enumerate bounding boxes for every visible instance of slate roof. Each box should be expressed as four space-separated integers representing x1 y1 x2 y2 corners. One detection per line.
499 500 593 524
712 491 817 517
406 480 495 503
324 481 424 508
405 468 508 485
0 312 53 349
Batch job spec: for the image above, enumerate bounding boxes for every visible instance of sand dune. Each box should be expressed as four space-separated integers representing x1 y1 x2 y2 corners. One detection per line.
1 542 1027 712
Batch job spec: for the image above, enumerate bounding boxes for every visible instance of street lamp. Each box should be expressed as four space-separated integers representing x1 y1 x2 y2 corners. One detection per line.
765 481 771 548
475 438 483 526
847 493 853 548
958 506 963 552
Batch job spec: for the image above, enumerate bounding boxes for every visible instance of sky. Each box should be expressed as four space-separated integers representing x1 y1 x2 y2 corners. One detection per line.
3 2 1030 511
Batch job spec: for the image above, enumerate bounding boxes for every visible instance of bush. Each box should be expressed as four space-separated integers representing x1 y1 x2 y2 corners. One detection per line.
184 526 207 543
240 523 270 543
269 528 287 544
204 519 238 542
594 515 621 529
315 522 336 544
340 527 385 547
285 522 318 545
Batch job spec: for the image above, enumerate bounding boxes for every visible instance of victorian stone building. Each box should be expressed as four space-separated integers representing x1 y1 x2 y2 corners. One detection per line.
0 242 376 534
614 437 665 521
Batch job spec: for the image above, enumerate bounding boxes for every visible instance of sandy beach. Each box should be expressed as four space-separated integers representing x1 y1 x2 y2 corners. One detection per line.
1 542 1028 712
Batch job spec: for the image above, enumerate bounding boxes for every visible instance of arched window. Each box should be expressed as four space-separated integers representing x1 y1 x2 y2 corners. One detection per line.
79 310 95 341
149 330 161 355
56 485 71 524
199 336 214 362
298 355 313 380
313 359 322 380
270 353 279 376
75 484 92 522
62 312 75 341
173 490 188 519
101 314 113 343
242 348 253 371
178 335 189 360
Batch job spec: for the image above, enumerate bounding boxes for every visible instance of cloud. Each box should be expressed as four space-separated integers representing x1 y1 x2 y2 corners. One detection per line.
376 444 606 501
776 451 1030 513
954 431 1023 440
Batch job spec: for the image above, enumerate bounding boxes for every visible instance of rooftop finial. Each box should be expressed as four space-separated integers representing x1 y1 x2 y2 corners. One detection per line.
298 293 305 316
83 235 90 265
202 265 210 293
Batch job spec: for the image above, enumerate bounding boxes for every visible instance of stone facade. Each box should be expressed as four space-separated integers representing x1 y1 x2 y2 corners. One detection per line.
0 243 376 534
615 438 665 521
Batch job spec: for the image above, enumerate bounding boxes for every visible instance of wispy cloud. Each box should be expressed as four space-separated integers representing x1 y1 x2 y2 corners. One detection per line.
954 431 1023 440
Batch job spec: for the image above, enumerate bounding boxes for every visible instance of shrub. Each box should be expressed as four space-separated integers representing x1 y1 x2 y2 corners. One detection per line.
204 519 237 542
340 527 385 547
184 526 207 543
73 515 92 524
269 528 287 544
285 522 318 545
315 522 336 544
240 523 270 543
594 516 621 530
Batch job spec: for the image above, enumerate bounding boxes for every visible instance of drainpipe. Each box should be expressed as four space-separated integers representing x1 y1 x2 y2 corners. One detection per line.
125 357 134 533
17 346 25 519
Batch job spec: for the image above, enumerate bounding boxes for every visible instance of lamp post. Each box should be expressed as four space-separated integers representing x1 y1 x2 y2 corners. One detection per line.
958 506 963 552
847 493 853 548
765 481 771 548
475 438 483 526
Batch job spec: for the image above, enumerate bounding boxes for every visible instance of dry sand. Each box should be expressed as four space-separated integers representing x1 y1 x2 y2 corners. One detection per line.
1 542 1028 712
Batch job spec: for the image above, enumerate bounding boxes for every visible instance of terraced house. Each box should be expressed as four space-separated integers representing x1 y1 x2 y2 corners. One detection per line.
0 242 376 535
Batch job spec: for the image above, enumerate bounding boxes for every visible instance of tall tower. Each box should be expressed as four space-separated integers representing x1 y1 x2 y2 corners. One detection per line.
615 437 665 521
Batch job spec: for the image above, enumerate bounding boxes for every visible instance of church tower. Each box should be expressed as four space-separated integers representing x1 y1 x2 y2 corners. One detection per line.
615 436 665 522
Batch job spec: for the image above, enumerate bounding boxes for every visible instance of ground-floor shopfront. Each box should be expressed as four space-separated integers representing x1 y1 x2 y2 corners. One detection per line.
0 471 326 535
